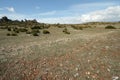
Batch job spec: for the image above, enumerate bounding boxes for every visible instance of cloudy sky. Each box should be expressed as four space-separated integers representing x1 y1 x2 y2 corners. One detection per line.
0 0 120 24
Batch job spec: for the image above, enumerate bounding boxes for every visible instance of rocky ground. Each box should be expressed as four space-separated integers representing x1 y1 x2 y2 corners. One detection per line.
0 27 120 80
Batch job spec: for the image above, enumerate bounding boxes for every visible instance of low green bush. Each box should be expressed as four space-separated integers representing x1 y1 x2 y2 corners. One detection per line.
43 30 50 34
11 33 17 36
18 28 27 32
13 28 19 33
26 31 31 34
30 29 40 36
6 33 11 36
32 32 39 36
105 25 116 29
7 27 12 31
6 33 17 36
63 28 70 34
71 25 83 30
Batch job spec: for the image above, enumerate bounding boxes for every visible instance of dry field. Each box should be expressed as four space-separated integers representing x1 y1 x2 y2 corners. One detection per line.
0 25 120 80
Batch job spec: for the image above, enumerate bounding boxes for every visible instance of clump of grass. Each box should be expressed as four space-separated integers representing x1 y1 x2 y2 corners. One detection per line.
26 31 31 34
31 25 42 29
6 33 11 36
11 33 18 36
63 28 70 34
13 28 19 33
18 28 28 32
105 25 116 29
31 29 40 36
43 30 50 34
7 27 12 31
71 25 83 30
32 32 39 36
6 33 18 36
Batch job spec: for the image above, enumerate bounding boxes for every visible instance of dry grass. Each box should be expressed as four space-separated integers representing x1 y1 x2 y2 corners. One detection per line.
0 24 120 80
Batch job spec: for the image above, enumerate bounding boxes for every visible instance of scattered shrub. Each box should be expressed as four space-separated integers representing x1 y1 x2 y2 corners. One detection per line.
6 33 17 36
43 30 50 34
7 27 11 31
78 27 83 30
44 25 50 29
32 32 39 36
6 33 11 36
30 29 40 36
71 25 83 30
105 25 116 29
63 28 70 34
13 28 19 33
31 25 43 29
11 33 17 36
26 31 31 34
18 28 27 32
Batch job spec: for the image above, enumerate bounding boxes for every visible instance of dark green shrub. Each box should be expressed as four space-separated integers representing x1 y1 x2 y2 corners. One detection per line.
18 28 27 32
32 29 40 33
78 27 83 30
26 31 31 34
71 25 83 30
6 33 11 36
7 27 11 31
11 33 17 36
43 30 50 34
13 28 19 33
32 32 39 36
63 28 70 34
105 25 116 29
30 29 40 36
32 25 43 29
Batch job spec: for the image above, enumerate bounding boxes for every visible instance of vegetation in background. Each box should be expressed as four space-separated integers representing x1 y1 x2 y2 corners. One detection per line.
0 16 51 36
56 23 65 28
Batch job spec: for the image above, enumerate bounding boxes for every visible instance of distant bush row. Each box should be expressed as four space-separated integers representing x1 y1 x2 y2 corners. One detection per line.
6 26 50 36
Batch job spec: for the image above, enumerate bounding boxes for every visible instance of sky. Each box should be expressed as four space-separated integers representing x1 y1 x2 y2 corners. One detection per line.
0 0 120 24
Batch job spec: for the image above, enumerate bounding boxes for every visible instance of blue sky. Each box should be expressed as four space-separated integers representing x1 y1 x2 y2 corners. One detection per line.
0 0 120 24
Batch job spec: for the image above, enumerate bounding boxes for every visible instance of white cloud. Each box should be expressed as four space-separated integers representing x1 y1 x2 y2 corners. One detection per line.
0 5 120 24
70 2 115 10
5 7 15 12
0 13 26 20
80 6 120 22
38 6 120 24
